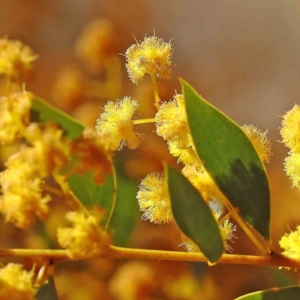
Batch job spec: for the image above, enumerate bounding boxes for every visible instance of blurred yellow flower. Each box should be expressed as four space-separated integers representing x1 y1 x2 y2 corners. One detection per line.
75 19 117 74
96 97 144 150
0 123 70 228
279 225 300 260
156 94 189 144
284 152 300 189
241 124 272 163
281 104 300 152
0 263 36 300
57 207 111 259
0 151 50 229
0 37 38 80
125 35 173 84
137 172 173 224
0 91 32 145
26 123 71 176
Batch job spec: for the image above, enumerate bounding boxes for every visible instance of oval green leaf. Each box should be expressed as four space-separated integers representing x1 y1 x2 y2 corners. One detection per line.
166 165 224 263
235 285 300 300
31 97 85 140
181 79 270 240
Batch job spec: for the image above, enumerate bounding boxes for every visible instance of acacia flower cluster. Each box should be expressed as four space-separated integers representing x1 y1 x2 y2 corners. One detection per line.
57 207 112 258
0 123 70 228
137 172 172 224
125 35 173 84
241 124 272 163
280 105 300 189
95 96 144 150
0 37 38 80
279 225 300 260
0 91 32 145
156 94 194 165
95 33 276 256
279 105 300 259
97 34 239 253
0 263 36 300
0 150 51 229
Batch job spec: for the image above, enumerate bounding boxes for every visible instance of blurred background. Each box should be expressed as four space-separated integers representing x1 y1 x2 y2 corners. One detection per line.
1 0 300 299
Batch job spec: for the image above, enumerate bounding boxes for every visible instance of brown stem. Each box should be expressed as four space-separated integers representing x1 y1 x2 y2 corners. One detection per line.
0 247 299 269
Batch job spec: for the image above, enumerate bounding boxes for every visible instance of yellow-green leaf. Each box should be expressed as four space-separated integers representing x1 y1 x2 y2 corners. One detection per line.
181 79 270 240
31 98 84 140
235 285 300 300
166 165 224 263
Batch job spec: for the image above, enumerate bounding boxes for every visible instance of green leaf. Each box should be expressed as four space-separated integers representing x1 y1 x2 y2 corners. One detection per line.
166 165 224 263
31 98 85 140
36 276 59 300
68 165 138 247
181 79 270 240
235 285 300 300
68 172 114 207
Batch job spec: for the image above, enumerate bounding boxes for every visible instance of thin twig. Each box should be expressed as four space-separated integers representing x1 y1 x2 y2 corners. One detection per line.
0 246 299 269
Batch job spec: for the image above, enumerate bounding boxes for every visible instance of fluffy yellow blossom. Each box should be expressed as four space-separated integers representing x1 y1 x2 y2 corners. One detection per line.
137 172 173 224
26 123 71 175
57 207 111 259
156 94 194 164
241 124 272 163
168 139 195 165
96 97 144 150
281 105 300 152
0 37 38 80
75 19 117 73
279 225 300 260
219 218 237 252
181 211 236 253
0 263 36 300
156 95 189 144
182 164 225 203
125 35 173 84
284 152 300 189
181 235 201 253
0 124 70 228
0 151 50 229
0 91 32 145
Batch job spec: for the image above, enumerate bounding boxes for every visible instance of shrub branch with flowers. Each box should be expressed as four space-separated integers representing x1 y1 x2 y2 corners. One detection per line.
1 30 300 299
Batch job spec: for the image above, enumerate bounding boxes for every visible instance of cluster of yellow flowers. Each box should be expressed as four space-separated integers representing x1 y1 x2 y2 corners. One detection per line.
95 34 274 253
57 207 112 259
0 122 70 228
0 37 38 80
280 105 300 188
278 106 300 259
125 35 173 84
0 37 113 292
0 263 36 300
